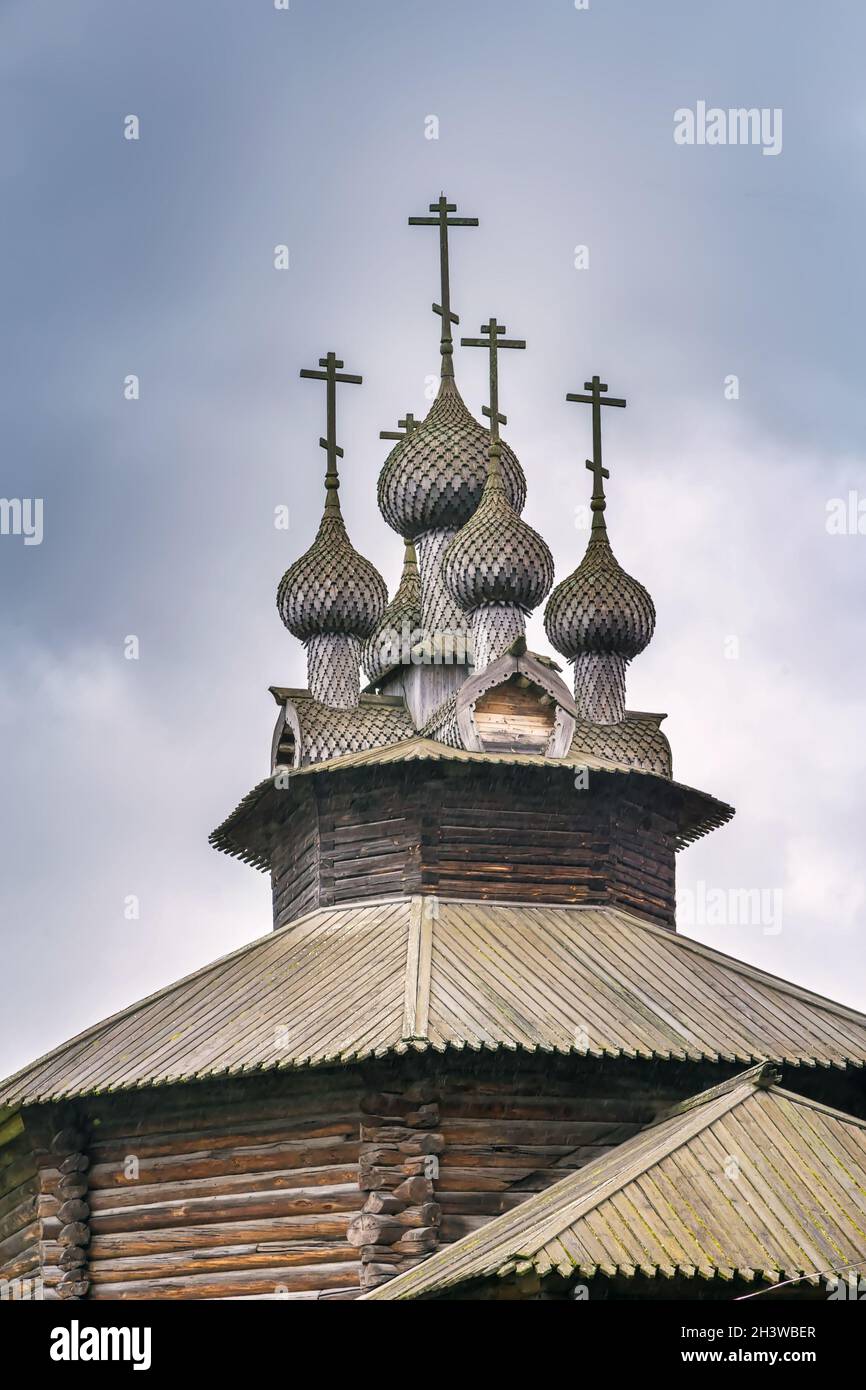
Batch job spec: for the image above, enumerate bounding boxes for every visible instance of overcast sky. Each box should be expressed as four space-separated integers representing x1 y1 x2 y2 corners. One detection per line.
1 0 864 1079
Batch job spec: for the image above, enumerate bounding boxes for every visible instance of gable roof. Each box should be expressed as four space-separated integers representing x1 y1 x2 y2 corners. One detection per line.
3 899 865 1109
363 1065 866 1298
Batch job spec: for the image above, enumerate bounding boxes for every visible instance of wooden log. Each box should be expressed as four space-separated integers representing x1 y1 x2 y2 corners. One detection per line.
87 1163 359 1209
0 1248 41 1283
87 1261 362 1301
393 1175 434 1203
346 1214 403 1248
362 1193 402 1216
88 1213 353 1259
89 1184 362 1235
0 1218 41 1266
404 1105 439 1128
57 1199 90 1224
358 1155 431 1190
57 1246 87 1270
58 1154 89 1176
394 1226 437 1251
360 1263 395 1290
57 1176 89 1200
88 1139 358 1189
398 1203 440 1228
58 1221 90 1248
88 1243 359 1284
360 1094 412 1119
88 1118 358 1166
360 1246 403 1265
86 1084 363 1142
0 1194 37 1244
439 1214 491 1240
56 1275 90 1300
397 1134 444 1156
360 1125 419 1144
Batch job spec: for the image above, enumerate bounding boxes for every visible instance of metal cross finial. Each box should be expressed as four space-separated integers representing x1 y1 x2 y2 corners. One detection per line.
299 352 363 498
461 317 526 450
408 194 479 374
566 375 627 500
379 412 420 442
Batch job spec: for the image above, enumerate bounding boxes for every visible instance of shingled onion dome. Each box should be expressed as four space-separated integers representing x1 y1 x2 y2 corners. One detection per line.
544 489 655 724
362 540 422 685
377 378 527 641
443 444 554 671
277 474 387 710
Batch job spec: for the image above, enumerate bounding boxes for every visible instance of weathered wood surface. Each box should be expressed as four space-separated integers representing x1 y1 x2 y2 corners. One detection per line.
471 680 556 754
81 1072 365 1301
271 767 677 929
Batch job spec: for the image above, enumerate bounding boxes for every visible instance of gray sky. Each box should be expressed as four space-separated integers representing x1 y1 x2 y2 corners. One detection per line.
2 0 864 1079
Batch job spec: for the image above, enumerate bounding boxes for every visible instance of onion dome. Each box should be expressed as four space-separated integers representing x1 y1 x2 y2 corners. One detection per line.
277 482 387 643
544 523 655 661
362 540 422 683
442 453 553 614
377 377 526 539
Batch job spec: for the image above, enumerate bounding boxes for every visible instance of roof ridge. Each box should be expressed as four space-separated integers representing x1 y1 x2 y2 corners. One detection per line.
657 1062 775 1121
767 1084 866 1132
509 1071 760 1258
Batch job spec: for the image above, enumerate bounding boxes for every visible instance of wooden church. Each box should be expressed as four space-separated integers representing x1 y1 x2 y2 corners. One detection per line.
2 198 865 1303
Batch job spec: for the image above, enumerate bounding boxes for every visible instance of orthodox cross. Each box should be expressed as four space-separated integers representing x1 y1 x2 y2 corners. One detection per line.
461 317 526 448
299 352 362 491
409 195 478 371
379 413 420 442
566 374 626 505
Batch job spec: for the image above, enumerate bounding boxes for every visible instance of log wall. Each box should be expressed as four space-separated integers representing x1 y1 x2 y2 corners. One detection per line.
0 1114 41 1300
271 767 679 930
430 1065 684 1248
81 1072 365 1301
0 1106 91 1301
5 1058 778 1300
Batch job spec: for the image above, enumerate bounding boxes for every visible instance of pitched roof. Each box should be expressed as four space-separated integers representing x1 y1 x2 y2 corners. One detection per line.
270 689 415 767
568 714 671 778
364 1066 866 1298
211 736 733 868
3 900 865 1108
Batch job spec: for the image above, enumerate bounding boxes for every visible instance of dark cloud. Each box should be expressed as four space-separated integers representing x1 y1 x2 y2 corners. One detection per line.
1 0 864 1077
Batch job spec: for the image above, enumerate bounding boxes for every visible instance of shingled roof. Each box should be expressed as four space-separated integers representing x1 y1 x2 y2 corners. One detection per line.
3 900 864 1108
364 1065 866 1298
269 689 415 767
212 736 733 869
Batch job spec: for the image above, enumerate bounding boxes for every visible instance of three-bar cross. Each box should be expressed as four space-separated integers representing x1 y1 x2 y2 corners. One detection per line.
379 413 420 443
299 352 363 488
409 195 479 370
566 374 627 506
461 317 526 449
